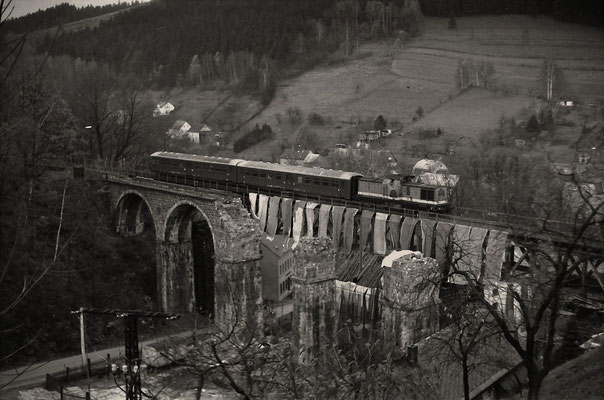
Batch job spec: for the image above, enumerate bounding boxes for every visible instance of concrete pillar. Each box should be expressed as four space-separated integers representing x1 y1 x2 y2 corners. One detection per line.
380 251 440 349
156 240 195 314
292 237 336 364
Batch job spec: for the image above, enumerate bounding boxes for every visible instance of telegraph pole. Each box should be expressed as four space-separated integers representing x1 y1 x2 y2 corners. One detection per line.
72 308 179 400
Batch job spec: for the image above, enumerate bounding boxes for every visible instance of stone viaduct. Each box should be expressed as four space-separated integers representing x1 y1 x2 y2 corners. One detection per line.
105 174 263 329
104 172 603 352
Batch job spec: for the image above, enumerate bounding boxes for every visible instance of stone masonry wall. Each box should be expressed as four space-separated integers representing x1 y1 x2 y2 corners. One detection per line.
292 237 336 364
380 251 440 350
105 176 262 328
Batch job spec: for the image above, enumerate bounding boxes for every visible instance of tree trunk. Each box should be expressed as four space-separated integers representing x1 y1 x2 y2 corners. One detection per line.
462 356 470 400
346 22 350 56
195 373 205 400
527 376 542 400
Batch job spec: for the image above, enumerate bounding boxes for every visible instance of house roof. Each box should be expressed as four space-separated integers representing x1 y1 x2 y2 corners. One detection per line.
172 120 189 129
336 251 384 288
281 148 311 161
261 233 294 257
200 124 212 132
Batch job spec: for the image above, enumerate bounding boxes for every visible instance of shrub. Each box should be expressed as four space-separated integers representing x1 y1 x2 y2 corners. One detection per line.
415 106 424 119
526 115 540 132
308 112 326 126
233 123 273 153
374 115 387 131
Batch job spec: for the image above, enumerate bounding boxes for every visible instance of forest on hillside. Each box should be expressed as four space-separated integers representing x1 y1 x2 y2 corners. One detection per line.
4 1 135 33
27 0 601 93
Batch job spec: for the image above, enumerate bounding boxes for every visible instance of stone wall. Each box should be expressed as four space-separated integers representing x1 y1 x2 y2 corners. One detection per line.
105 176 262 330
380 251 440 349
292 237 336 364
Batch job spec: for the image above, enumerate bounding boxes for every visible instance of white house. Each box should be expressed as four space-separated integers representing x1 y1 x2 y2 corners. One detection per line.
167 120 191 138
154 101 175 116
558 99 576 107
185 131 200 144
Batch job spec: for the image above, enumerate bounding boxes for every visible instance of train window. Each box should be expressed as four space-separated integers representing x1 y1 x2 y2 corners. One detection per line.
179 163 184 169
298 177 303 183
267 173 274 179
275 174 282 180
406 186 411 196
313 179 320 185
303 178 311 184
322 180 329 186
420 189 435 201
331 181 339 187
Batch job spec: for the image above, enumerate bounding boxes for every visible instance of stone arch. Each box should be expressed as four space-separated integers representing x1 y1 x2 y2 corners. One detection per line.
115 191 156 236
160 200 216 316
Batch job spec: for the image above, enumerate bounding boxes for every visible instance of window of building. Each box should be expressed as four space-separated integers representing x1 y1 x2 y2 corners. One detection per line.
420 189 435 201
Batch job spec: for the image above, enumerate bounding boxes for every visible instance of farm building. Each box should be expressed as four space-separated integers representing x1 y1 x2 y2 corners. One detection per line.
167 120 191 137
280 148 320 167
154 101 175 116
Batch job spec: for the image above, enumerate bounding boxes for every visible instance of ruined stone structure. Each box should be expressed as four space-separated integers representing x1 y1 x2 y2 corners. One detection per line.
291 237 337 364
380 251 441 349
106 175 263 330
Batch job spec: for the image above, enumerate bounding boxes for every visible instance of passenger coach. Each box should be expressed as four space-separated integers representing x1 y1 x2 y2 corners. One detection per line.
151 152 242 183
237 161 361 200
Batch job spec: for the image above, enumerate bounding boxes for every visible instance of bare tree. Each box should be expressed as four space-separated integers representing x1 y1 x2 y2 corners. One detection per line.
541 59 566 101
444 178 604 399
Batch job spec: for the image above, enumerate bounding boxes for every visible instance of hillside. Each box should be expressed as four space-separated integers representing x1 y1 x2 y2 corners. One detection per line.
227 15 604 160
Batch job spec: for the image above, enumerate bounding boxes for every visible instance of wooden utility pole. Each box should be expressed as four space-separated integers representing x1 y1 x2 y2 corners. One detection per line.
79 307 89 380
73 308 179 400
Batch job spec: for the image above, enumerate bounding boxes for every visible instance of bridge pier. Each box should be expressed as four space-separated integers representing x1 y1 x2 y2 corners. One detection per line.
156 241 196 314
107 177 263 330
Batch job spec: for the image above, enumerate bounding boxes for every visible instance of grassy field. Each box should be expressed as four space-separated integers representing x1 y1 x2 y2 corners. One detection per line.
236 16 604 160
159 15 604 162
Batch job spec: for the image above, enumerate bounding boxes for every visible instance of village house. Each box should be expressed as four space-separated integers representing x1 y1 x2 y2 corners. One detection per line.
200 124 212 134
167 120 191 137
559 98 576 107
359 129 392 144
260 233 294 302
153 101 175 116
279 148 321 167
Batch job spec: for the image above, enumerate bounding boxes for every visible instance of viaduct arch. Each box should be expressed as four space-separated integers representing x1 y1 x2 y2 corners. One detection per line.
107 176 263 329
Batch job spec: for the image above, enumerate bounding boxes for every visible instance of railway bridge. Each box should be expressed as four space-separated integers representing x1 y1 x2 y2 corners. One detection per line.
104 173 263 329
103 170 604 327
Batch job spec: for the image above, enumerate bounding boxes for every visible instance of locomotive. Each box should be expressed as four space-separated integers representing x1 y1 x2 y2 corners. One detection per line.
149 151 454 210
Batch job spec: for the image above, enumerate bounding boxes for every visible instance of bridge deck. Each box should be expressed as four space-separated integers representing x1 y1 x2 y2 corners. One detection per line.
96 168 603 253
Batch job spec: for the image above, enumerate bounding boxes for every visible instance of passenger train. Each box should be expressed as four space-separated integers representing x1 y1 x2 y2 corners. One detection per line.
149 152 454 211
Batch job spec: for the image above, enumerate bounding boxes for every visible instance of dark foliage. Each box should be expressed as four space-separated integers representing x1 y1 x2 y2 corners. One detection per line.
233 123 274 153
418 0 603 27
0 178 157 365
374 114 387 131
45 0 333 87
526 114 540 132
5 2 133 33
308 112 326 126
